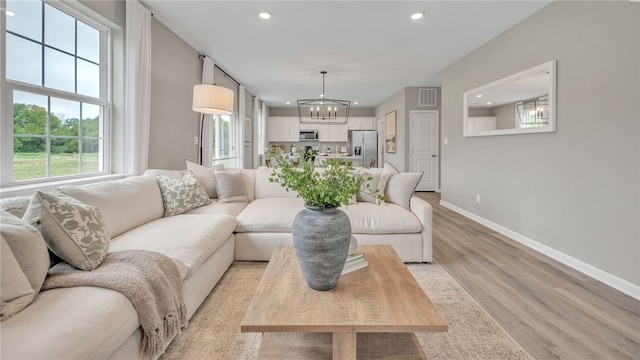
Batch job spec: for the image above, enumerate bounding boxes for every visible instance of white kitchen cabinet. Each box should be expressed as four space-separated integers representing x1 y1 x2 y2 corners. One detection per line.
347 117 375 130
318 124 348 142
268 117 299 142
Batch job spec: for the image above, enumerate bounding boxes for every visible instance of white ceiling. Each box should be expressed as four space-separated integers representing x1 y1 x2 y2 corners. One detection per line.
142 1 551 109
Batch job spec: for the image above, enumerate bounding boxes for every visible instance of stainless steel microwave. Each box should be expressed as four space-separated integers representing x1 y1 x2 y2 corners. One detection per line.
299 130 319 141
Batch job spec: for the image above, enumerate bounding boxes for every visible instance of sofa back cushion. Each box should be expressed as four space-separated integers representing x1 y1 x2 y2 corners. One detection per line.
254 166 299 199
57 176 164 237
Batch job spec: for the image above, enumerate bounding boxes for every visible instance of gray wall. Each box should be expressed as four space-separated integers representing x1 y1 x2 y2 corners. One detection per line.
441 1 639 286
374 87 441 172
493 103 515 130
148 18 201 170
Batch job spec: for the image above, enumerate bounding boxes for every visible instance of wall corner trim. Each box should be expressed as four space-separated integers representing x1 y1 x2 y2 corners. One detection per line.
439 200 640 301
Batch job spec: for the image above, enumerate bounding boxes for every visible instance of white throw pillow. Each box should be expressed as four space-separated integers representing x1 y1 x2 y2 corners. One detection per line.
215 171 249 203
156 170 211 217
185 160 224 198
384 172 423 210
23 191 111 271
0 211 50 320
356 169 382 204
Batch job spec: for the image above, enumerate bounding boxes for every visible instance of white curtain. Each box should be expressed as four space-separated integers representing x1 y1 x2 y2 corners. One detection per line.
124 0 152 176
253 97 261 168
260 101 267 165
238 85 245 168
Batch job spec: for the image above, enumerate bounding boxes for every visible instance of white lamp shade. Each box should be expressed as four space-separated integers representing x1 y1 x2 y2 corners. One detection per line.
192 84 234 115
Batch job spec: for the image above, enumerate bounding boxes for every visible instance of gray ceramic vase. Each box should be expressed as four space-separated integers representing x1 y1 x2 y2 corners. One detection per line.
292 205 352 291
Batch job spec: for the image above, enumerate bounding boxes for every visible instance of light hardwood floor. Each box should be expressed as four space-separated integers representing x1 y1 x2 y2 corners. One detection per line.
415 192 640 360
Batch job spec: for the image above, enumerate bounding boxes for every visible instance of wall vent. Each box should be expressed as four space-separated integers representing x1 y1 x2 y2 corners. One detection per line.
419 88 437 107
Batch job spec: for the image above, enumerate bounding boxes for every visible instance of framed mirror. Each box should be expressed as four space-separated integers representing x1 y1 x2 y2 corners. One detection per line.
463 60 556 137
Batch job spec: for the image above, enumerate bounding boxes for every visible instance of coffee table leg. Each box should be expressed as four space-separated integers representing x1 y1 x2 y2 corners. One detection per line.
332 332 357 360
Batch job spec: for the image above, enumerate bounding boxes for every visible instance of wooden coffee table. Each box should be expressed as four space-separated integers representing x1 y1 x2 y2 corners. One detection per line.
241 245 448 359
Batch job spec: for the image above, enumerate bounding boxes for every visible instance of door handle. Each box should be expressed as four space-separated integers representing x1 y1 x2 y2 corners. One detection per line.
432 154 437 158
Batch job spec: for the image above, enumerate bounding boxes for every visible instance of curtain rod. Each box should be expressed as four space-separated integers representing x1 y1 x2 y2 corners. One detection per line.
198 55 240 86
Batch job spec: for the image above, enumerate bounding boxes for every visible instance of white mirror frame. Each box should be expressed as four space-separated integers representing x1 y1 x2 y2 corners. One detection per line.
463 60 557 137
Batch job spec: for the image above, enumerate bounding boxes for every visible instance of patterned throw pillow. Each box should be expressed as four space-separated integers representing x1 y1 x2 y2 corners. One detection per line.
22 191 111 271
156 170 211 217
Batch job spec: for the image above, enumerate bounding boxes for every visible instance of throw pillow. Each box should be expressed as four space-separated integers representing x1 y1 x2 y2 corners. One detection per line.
0 211 50 320
1 236 36 321
377 162 399 202
185 160 224 198
156 170 211 217
215 171 248 203
385 171 424 210
356 169 382 204
22 191 110 271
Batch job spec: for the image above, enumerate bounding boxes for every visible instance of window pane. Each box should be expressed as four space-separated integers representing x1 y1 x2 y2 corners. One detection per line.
82 139 102 173
13 137 47 181
13 91 48 136
44 47 75 93
50 138 80 176
6 34 42 86
50 98 80 136
77 59 100 98
6 0 42 42
77 21 100 63
44 4 75 54
81 103 101 137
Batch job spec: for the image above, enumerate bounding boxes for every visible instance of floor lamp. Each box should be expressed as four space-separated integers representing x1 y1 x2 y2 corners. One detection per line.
192 84 234 165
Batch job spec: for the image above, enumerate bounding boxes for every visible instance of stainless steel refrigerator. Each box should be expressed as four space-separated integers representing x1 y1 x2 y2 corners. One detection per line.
350 130 378 168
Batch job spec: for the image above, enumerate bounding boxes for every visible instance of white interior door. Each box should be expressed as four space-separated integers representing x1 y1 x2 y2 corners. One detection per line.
377 119 385 168
410 111 438 191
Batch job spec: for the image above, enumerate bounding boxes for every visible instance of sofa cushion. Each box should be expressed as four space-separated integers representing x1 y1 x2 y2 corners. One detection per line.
235 198 305 232
57 176 164 238
109 214 237 278
23 191 110 271
185 160 224 198
215 168 256 201
215 171 248 203
0 285 140 359
186 199 248 217
254 166 299 199
156 171 211 216
340 203 422 234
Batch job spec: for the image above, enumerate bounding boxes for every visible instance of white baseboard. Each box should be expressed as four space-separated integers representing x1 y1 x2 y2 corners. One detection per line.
439 200 640 301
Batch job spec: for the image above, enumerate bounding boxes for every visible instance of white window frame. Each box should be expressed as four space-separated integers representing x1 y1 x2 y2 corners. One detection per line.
1 0 113 188
205 112 241 168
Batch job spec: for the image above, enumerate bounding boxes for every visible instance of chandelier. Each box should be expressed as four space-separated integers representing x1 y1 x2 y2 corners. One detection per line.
298 71 350 125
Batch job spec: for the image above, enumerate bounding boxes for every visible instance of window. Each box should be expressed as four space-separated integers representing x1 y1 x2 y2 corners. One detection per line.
2 0 110 185
211 113 240 168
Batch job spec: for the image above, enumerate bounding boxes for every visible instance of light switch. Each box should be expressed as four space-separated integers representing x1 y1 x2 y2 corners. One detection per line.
443 138 448 145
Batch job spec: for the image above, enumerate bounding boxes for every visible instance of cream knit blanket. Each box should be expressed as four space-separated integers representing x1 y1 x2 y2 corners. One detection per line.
43 250 187 360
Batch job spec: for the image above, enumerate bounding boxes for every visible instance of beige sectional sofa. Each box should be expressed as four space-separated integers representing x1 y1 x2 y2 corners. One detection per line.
0 164 432 359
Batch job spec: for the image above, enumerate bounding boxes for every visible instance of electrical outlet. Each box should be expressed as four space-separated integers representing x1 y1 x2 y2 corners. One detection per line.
193 136 199 145
476 194 481 203
444 138 448 145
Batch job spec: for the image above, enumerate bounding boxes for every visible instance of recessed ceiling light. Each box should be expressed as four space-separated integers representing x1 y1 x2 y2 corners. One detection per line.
410 12 424 20
354 102 358 105
486 102 492 105
259 12 272 20
286 101 291 105
476 94 483 98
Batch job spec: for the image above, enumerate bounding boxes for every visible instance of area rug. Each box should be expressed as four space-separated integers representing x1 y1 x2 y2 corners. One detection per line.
161 261 533 360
